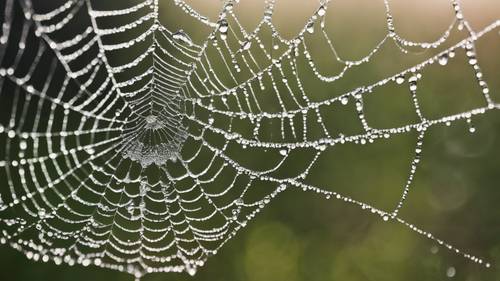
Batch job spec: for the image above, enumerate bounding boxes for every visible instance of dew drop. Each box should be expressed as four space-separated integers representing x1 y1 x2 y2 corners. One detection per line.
409 82 417 91
317 6 326 17
341 97 349 105
446 266 456 278
438 54 449 66
395 75 405 84
242 41 252 50
306 22 315 34
218 20 228 34
172 30 193 46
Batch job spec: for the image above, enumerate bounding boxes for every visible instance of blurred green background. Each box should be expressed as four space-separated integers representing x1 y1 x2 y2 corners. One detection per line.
1 0 500 281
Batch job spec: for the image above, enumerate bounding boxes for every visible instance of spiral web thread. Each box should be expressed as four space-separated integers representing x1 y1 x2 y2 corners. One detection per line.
0 0 498 279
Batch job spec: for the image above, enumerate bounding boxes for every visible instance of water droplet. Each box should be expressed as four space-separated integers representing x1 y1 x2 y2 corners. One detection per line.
409 82 417 91
438 54 449 66
186 265 197 276
218 19 229 39
446 266 456 278
7 130 15 138
395 75 405 84
172 30 193 46
19 140 27 150
306 22 315 34
317 6 326 17
242 41 252 50
235 198 244 206
38 209 46 218
430 245 439 254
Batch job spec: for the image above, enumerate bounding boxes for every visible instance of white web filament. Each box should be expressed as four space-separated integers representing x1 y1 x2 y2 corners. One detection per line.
0 0 498 280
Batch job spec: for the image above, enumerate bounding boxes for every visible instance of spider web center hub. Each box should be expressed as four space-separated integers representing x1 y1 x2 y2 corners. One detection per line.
121 112 187 167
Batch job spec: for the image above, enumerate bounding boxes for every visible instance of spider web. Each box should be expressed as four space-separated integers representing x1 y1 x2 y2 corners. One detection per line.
0 0 498 279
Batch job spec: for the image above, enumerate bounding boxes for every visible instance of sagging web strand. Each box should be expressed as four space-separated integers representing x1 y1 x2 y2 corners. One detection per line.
0 0 498 279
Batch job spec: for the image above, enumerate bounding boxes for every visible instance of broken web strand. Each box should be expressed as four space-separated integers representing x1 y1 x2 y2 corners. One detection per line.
0 0 497 279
